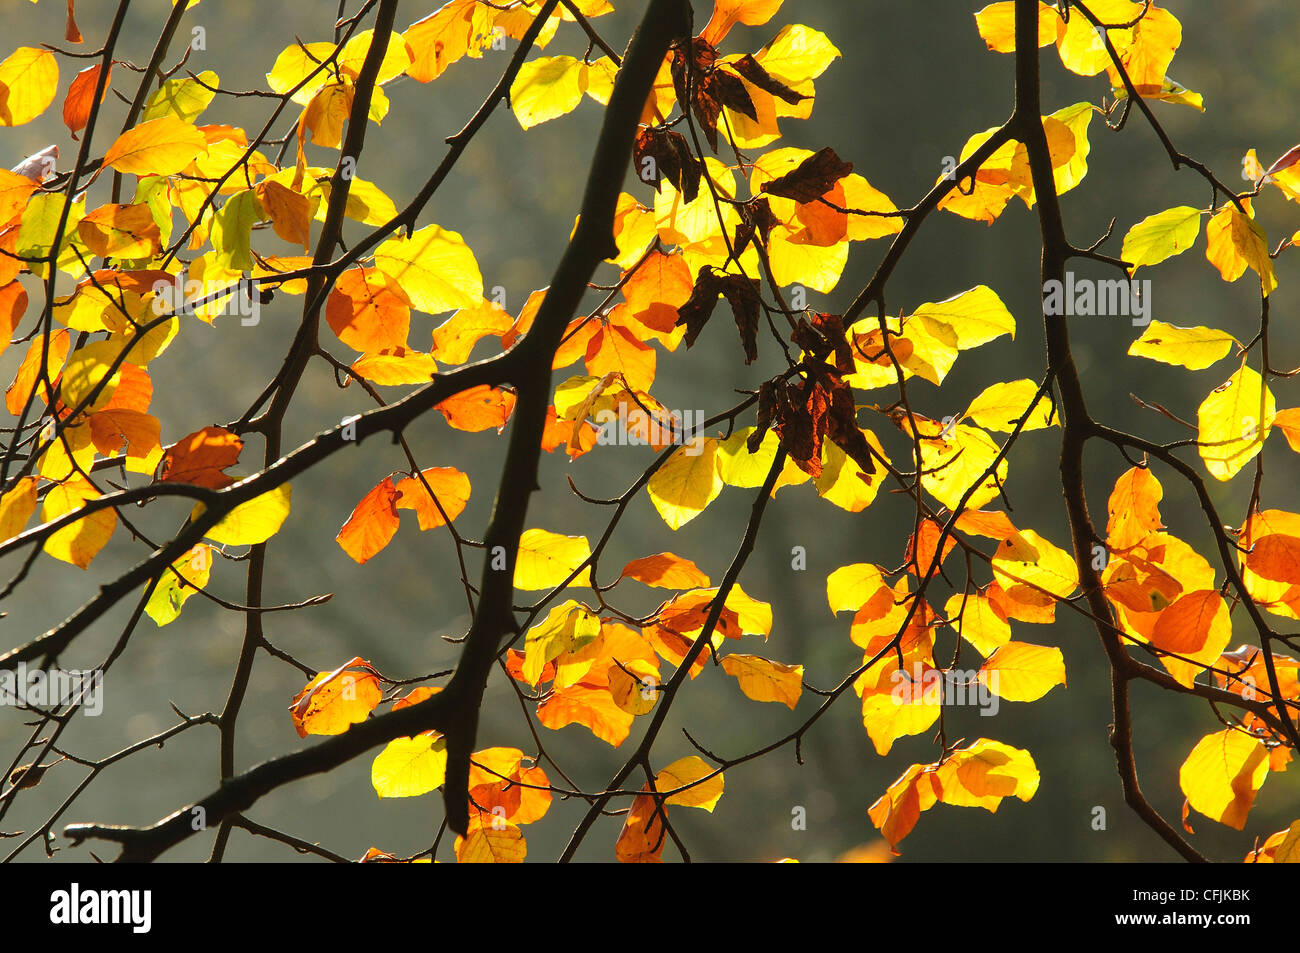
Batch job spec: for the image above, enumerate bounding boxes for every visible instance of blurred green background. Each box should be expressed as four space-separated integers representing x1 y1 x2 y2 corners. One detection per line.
2 0 1298 862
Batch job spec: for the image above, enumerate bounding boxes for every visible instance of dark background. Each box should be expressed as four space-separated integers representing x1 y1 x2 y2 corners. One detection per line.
2 0 1298 862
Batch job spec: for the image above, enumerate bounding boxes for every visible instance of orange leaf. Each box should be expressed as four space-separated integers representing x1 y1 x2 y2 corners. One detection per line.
907 518 955 577
393 466 471 530
158 426 243 488
6 330 68 415
62 63 109 137
257 180 313 250
431 300 513 364
289 657 382 737
1150 590 1230 656
1246 533 1300 585
1106 466 1164 551
326 267 411 352
436 384 515 432
336 477 401 564
621 250 693 333
584 324 656 393
615 784 666 863
0 280 28 358
620 552 711 589
77 203 161 259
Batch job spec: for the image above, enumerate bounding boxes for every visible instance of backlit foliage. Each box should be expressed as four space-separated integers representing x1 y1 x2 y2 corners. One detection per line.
0 0 1297 864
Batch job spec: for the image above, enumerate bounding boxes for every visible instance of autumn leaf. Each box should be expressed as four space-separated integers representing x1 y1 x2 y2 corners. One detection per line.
655 756 724 811
1180 729 1269 830
721 653 803 708
372 734 448 798
289 657 382 738
648 437 723 530
514 527 593 590
144 544 213 627
1120 205 1201 271
326 267 411 352
620 552 711 589
42 476 115 569
976 642 1066 702
1196 365 1274 481
0 47 59 127
159 426 243 489
1127 320 1237 370
62 63 109 137
102 117 208 177
373 224 483 315
198 484 293 547
336 477 401 564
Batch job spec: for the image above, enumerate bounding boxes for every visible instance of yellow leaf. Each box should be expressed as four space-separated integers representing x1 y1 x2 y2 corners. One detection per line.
1197 365 1274 481
755 23 840 86
372 734 448 798
0 476 37 544
1120 206 1202 272
991 528 1078 599
934 738 1040 810
42 476 115 569
814 432 888 512
964 379 1056 432
655 755 723 811
1205 203 1277 296
914 418 1007 511
102 117 208 177
945 592 1011 656
338 28 412 84
861 689 941 756
456 824 526 863
199 484 292 546
721 653 803 709
1128 320 1237 370
910 285 1016 350
266 41 337 105
0 47 58 126
141 70 218 123
510 55 585 129
973 2 1058 52
977 642 1066 701
373 224 483 315
1047 102 1094 196
144 543 212 626
522 600 601 685
514 527 592 590
826 562 888 615
1180 729 1269 830
648 437 723 531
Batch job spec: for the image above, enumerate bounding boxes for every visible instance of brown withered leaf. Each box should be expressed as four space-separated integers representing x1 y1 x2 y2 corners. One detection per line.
761 147 854 203
675 267 761 363
728 55 808 105
634 127 701 203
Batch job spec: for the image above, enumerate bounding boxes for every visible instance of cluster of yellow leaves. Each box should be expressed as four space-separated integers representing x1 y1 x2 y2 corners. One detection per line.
497 563 784 759
829 518 1069 762
974 1 1194 107
937 103 1094 225
616 755 724 862
868 739 1040 851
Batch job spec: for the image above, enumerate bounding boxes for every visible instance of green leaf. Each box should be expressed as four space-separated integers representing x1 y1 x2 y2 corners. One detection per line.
1121 206 1202 272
